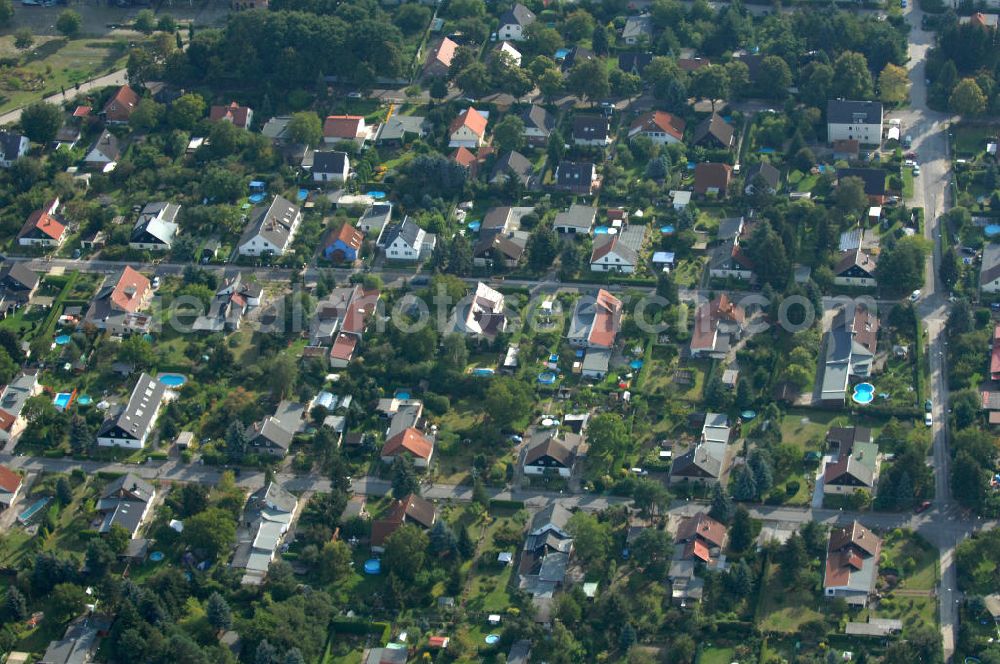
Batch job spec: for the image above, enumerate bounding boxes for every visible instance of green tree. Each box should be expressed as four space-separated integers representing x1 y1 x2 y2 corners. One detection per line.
878 63 909 103
566 511 611 567
157 14 177 32
949 78 987 115
563 9 595 41
729 506 752 552
586 413 629 463
492 115 525 153
743 221 789 289
484 377 533 428
317 540 352 583
13 28 33 51
84 537 113 581
876 235 929 295
428 76 448 101
391 456 420 498
526 225 558 271
56 9 82 37
287 111 322 147
835 175 869 216
709 483 734 523
439 334 468 373
49 583 87 623
691 65 730 111
832 51 874 99
183 507 237 561
134 9 156 34
206 592 233 632
168 92 207 130
566 58 610 104
106 523 131 554
56 476 72 505
394 4 431 34
631 478 671 517
778 532 808 585
537 68 564 102
117 335 155 371
129 98 164 132
4 586 26 621
758 55 792 98
19 101 63 144
266 354 298 399
940 245 960 289
383 524 428 582
225 421 248 463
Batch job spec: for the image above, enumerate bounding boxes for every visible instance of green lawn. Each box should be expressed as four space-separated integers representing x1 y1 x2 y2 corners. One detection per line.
699 646 736 664
757 565 826 633
953 124 999 157
788 169 819 193
881 529 938 591
902 168 915 199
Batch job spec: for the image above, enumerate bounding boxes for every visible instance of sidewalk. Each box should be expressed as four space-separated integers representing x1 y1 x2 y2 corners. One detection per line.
0 68 127 127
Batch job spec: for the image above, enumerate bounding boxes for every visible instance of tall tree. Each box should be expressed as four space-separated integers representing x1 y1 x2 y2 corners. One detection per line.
206 592 233 631
286 112 322 147
391 456 420 497
566 58 610 103
832 51 874 99
383 524 428 582
709 484 734 523
878 63 910 103
19 102 63 144
949 78 987 115
492 115 525 153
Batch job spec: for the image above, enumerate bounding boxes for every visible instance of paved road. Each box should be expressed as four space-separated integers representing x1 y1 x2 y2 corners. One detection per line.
0 69 127 128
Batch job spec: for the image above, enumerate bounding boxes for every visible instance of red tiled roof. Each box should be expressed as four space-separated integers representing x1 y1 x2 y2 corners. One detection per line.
330 332 358 362
630 111 686 142
430 37 458 68
450 146 477 168
73 105 92 118
329 223 363 253
341 287 379 336
209 102 252 128
103 85 140 122
323 115 364 139
110 266 151 313
383 427 434 460
683 539 711 562
0 465 21 493
449 108 488 138
0 409 14 432
675 512 728 549
19 201 66 241
589 289 622 348
678 57 710 72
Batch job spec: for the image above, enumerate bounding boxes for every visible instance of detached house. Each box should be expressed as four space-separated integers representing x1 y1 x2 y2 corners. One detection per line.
455 282 507 338
554 204 596 234
981 243 1000 295
84 129 122 168
523 429 584 478
690 295 746 358
675 513 728 563
694 163 733 197
192 273 262 332
97 473 155 538
628 111 685 146
498 3 535 41
381 216 435 261
130 202 180 251
307 284 381 368
381 427 435 468
553 161 599 195
709 220 753 280
0 131 29 167
0 373 41 447
834 246 878 287
425 37 458 77
311 151 350 184
693 113 735 149
449 108 488 149
519 504 574 617
572 114 612 147
376 115 429 146
323 115 374 146
837 168 888 205
371 494 437 552
18 199 67 247
237 195 302 257
0 263 39 307
827 100 883 146
97 373 166 449
246 417 294 458
743 162 781 194
824 427 880 496
85 266 153 334
820 304 879 404
323 222 364 262
490 150 533 185
102 85 140 124
0 465 22 510
824 521 882 606
209 102 254 130
520 105 556 147
622 14 654 44
233 482 298 585
568 289 622 349
590 225 646 273
473 206 533 268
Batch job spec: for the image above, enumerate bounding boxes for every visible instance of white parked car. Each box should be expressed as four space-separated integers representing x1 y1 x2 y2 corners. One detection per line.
924 413 933 427
910 290 921 301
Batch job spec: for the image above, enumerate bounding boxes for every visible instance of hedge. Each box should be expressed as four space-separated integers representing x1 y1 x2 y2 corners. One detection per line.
489 499 524 511
329 618 391 643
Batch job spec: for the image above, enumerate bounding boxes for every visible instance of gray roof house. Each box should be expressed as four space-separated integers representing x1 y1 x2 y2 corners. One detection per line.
820 305 878 404
553 204 596 234
237 195 302 257
0 130 29 168
520 104 556 146
380 215 436 261
622 15 654 44
670 440 729 485
0 373 41 445
520 503 574 617
38 617 101 664
743 162 781 194
130 202 180 250
97 473 156 538
376 115 428 145
84 129 122 167
232 482 298 585
506 640 533 664
823 521 882 606
97 373 166 450
490 150 533 185
981 243 1000 294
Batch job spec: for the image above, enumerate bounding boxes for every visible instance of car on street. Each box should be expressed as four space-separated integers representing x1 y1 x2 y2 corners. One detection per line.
910 290 921 301
915 500 932 513
924 412 933 427
904 159 916 167
913 164 921 176
925 399 932 412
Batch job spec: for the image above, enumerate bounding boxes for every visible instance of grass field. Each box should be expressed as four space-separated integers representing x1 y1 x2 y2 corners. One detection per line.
953 124 999 157
0 35 133 114
699 646 736 664
757 564 826 633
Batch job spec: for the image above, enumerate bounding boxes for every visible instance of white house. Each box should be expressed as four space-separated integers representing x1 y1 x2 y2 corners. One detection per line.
448 108 488 149
522 429 583 478
497 3 536 41
130 202 180 251
237 195 302 257
17 199 67 248
311 151 350 184
97 373 166 449
827 100 884 146
628 111 685 146
0 131 29 168
981 243 1000 294
381 216 435 262
590 225 646 273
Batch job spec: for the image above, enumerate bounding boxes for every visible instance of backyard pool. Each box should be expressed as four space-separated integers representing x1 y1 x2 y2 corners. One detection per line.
594 226 610 234
467 221 481 232
150 551 165 562
53 392 73 410
471 367 495 377
852 383 875 405
660 225 675 234
77 395 92 406
248 193 265 204
158 373 187 388
484 635 500 645
538 372 557 385
986 225 1000 237
297 188 308 201
364 559 381 574
54 334 71 345
17 497 50 525
629 360 644 370
394 390 411 400
369 191 386 199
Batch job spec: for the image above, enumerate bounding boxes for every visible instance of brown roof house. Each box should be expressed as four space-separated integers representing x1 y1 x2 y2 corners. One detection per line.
84 266 154 334
689 295 746 359
628 111 686 146
693 163 733 197
425 37 458 78
370 493 437 552
381 427 435 468
824 521 882 606
669 413 732 486
0 464 22 510
102 85 140 124
823 427 880 496
675 512 728 564
568 289 622 349
209 102 254 130
522 429 585 479
693 113 735 149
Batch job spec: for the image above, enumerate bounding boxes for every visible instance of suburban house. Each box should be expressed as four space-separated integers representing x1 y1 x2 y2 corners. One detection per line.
590 225 647 273
233 482 298 585
560 45 594 71
743 162 781 194
97 373 166 449
362 648 408 664
709 221 753 280
84 129 122 168
246 417 294 457
670 414 731 486
833 139 861 161
448 108 488 149
370 493 437 553
581 347 612 379
572 114 612 147
0 263 39 307
323 222 364 262
209 101 254 130
980 243 1000 294
237 195 302 257
618 51 653 74
827 100 884 145
97 473 156 538
553 161 599 195
490 150 533 185
18 198 67 247
568 289 622 349
376 115 428 145
820 304 879 404
130 202 180 251
622 14 654 44
307 284 381 367
357 203 393 244
693 113 735 149
497 3 535 40
675 512 728 564
834 246 878 287
192 273 262 332
628 111 685 145
522 429 585 478
0 131 29 167
991 324 1000 381
84 266 154 334
0 465 22 510
381 427 435 468
824 427 880 496
694 163 733 197
102 85 140 124
689 295 746 358
519 504 574 621
824 521 882 606
38 616 105 664
311 151 350 183
493 40 523 67
424 36 458 77
455 282 507 338
473 206 532 268
323 115 374 146
521 104 556 146
0 373 41 447
837 168 888 204
450 145 488 177
554 204 597 234
381 216 435 261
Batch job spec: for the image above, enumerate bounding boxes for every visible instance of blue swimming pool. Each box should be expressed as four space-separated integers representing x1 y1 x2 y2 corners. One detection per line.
364 559 381 574
150 551 165 562
758 147 776 154
485 634 500 645
629 360 643 370
248 193 265 204
471 367 495 376
158 373 187 388
594 226 610 234
852 382 875 405
986 225 1000 237
741 410 757 420
17 497 50 524
660 225 675 234
77 395 92 406
53 392 72 410
369 191 386 200
538 372 557 385
395 391 410 400
468 221 481 232
297 188 308 201
54 334 71 345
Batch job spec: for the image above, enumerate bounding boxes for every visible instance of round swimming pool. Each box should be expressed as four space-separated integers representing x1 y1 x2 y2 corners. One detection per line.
364 559 381 574
158 373 187 388
55 334 71 345
538 372 557 385
150 551 165 562
852 382 875 404
485 634 500 645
